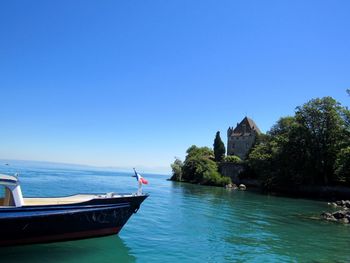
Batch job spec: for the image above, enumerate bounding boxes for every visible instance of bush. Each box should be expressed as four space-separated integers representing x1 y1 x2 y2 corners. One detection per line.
170 158 183 181
180 145 232 186
224 155 242 164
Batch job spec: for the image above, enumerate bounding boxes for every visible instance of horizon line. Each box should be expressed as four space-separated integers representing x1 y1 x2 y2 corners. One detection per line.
0 158 170 175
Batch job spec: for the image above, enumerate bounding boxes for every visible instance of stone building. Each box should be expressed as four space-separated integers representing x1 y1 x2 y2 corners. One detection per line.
227 117 261 160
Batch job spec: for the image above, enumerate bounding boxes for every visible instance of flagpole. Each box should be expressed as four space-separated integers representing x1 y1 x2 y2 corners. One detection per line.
137 180 142 195
134 168 142 195
133 168 148 195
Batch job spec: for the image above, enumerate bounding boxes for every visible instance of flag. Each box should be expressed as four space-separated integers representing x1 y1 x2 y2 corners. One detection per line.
133 168 148 184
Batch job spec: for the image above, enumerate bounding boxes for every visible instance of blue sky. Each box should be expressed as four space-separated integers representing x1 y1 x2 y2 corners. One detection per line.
0 0 349 173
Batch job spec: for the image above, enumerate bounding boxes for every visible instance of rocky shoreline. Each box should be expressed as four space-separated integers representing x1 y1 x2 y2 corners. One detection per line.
321 200 350 224
225 183 247 191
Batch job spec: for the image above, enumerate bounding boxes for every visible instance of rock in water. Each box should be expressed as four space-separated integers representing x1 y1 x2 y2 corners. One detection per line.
333 211 346 219
321 212 336 222
225 184 238 190
340 218 349 224
321 199 350 224
321 210 350 224
239 184 246 191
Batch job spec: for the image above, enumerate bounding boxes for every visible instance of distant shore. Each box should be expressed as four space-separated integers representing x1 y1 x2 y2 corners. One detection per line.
237 178 350 201
170 175 350 202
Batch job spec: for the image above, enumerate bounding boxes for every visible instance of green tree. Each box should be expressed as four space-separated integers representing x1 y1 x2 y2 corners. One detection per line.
268 117 310 187
170 157 183 181
247 134 279 190
213 131 225 162
223 155 242 164
295 97 347 185
247 97 350 191
181 145 231 186
269 116 298 137
335 147 350 184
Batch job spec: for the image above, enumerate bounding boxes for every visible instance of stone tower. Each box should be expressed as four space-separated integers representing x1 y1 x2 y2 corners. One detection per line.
227 117 261 160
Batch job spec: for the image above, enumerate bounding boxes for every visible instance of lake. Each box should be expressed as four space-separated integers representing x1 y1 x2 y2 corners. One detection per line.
0 163 349 262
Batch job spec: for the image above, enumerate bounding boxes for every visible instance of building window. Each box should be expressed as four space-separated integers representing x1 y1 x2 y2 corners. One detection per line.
232 143 235 148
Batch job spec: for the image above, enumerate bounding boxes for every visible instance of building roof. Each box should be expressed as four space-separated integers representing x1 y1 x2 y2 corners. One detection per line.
232 117 261 136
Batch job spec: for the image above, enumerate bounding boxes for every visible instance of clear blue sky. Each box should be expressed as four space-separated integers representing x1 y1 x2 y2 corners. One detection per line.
0 0 349 173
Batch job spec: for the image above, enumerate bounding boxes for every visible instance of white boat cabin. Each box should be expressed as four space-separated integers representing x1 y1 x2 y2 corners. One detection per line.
0 174 24 207
0 173 134 207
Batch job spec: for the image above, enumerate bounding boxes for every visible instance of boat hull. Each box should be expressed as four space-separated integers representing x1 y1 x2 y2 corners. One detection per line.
0 194 147 246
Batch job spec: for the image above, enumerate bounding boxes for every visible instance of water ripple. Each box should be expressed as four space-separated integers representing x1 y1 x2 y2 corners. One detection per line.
0 165 349 262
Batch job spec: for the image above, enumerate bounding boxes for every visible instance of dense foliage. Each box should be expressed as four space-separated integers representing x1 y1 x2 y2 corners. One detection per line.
213 131 225 162
223 155 242 164
246 97 350 191
170 145 231 186
170 158 183 181
335 147 350 184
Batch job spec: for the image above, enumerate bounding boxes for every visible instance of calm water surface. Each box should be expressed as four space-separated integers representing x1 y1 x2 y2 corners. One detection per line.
0 163 349 262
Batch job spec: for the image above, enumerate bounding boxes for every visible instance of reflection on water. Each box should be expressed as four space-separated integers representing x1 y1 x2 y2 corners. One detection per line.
0 236 136 263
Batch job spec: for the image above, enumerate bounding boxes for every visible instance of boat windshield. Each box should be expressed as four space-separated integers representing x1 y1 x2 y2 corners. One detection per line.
0 185 15 206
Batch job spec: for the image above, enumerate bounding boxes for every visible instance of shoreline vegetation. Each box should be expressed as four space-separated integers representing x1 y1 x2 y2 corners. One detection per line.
170 145 232 187
170 96 350 201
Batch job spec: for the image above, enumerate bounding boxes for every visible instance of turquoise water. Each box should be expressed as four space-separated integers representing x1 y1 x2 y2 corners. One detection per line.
0 163 350 262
